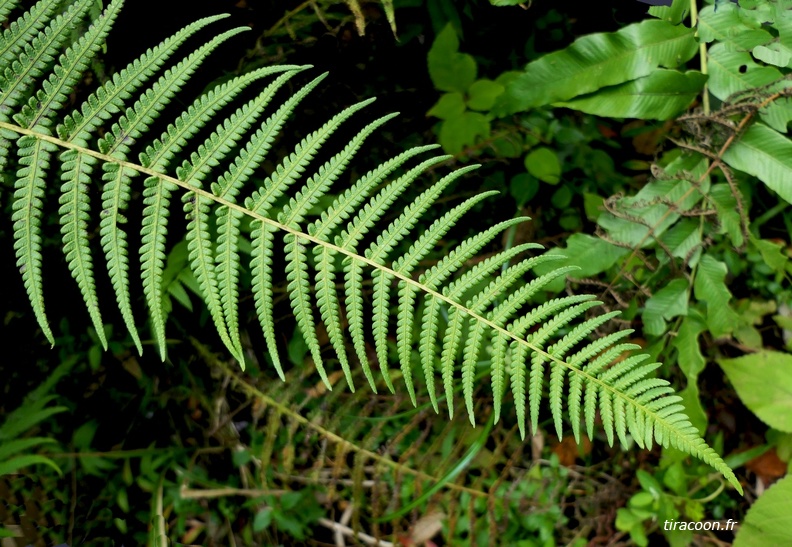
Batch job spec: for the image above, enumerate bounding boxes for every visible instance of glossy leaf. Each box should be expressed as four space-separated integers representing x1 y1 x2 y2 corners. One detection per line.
719 351 792 433
722 123 792 205
735 475 792 546
494 19 698 115
556 70 707 120
428 23 476 94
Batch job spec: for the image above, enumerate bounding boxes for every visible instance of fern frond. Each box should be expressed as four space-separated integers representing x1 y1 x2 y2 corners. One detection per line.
0 0 742 495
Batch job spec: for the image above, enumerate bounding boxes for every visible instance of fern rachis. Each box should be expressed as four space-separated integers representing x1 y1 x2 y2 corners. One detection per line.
0 0 742 494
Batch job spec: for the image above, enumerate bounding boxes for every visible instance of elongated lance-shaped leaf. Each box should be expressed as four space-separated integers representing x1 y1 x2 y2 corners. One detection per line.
16 0 124 131
284 233 330 386
368 164 479 398
339 154 450 390
248 221 281 377
0 0 90 117
247 98 377 384
143 67 295 363
310 144 441 391
184 192 242 362
0 0 60 64
11 135 56 344
462 264 580 423
567 331 636 442
417 217 529 411
59 150 107 348
99 162 142 353
139 176 176 360
393 191 497 410
438 242 541 418
102 26 248 359
277 112 399 389
60 14 232 146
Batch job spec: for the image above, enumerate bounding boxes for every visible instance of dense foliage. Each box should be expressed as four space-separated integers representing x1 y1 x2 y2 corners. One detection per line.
1 0 790 545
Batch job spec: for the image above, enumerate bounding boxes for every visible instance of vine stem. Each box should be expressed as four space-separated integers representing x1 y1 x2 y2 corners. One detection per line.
601 91 784 295
690 0 710 115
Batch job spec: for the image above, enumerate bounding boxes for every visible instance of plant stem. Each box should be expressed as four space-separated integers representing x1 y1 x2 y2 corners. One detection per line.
691 0 710 114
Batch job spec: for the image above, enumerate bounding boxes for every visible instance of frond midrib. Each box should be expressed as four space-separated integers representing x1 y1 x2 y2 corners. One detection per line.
0 119 721 457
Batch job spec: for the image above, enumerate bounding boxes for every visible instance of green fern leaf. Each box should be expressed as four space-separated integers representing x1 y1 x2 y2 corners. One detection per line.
0 0 744 496
12 135 57 344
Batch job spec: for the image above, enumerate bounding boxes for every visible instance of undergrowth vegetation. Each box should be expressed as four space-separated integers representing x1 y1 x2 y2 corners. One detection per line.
1 0 791 545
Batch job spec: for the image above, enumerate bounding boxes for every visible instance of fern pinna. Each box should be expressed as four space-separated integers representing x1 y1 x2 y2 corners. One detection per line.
0 0 741 492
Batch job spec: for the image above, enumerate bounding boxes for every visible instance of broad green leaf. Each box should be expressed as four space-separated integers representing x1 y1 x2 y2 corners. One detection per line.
494 19 697 115
642 278 688 337
649 0 689 25
428 24 477 93
438 112 489 154
760 95 792 133
674 308 709 435
532 234 629 293
556 70 707 120
659 218 702 265
597 153 708 248
722 123 792 205
707 43 782 101
735 475 792 547
709 184 744 247
698 4 773 50
753 43 792 68
523 147 561 184
428 92 465 119
719 351 792 433
693 254 739 338
466 79 504 111
750 236 789 273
